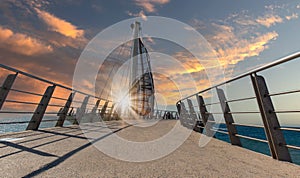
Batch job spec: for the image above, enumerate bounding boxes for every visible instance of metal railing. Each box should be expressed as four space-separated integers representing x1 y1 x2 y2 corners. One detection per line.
151 109 179 120
176 52 300 164
0 64 178 132
0 64 115 131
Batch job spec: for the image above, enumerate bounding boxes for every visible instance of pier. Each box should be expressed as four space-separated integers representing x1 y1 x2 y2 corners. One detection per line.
0 52 300 177
1 0 300 176
0 120 299 177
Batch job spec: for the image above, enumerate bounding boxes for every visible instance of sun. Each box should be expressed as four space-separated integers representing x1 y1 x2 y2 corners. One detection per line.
119 93 132 111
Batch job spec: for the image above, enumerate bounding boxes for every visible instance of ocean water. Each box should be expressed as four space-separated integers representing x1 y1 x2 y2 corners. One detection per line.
214 124 300 165
0 115 72 134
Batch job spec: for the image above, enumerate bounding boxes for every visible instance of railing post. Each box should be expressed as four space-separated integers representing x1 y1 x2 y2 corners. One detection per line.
155 110 159 119
68 107 74 116
55 92 74 127
100 101 109 119
162 111 167 119
165 111 169 119
170 112 175 119
181 101 195 128
0 73 18 110
74 95 89 124
168 111 172 119
156 110 160 119
26 85 56 130
161 111 165 119
174 112 179 120
187 99 198 125
152 110 156 119
196 95 215 136
251 74 291 162
176 102 181 115
188 98 203 132
158 110 162 119
179 102 189 127
92 99 100 114
150 108 155 119
113 110 119 120
108 103 115 120
216 88 242 146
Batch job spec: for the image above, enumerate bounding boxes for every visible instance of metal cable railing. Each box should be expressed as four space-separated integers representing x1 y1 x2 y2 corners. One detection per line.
228 111 260 114
203 101 221 106
0 64 108 100
10 88 44 96
0 64 116 131
225 96 257 103
285 144 300 151
268 89 300 97
176 51 300 164
232 122 265 128
212 129 228 135
0 63 179 130
280 127 300 132
273 110 300 113
235 134 269 143
51 96 69 101
179 51 300 101
0 111 36 114
5 100 40 106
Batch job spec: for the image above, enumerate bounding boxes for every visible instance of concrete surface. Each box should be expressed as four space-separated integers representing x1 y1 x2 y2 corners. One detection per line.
0 120 299 177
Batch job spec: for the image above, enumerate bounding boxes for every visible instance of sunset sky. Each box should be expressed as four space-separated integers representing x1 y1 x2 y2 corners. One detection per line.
1 0 300 125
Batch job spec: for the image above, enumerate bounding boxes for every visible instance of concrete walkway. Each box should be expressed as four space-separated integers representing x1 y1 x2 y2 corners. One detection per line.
0 120 299 177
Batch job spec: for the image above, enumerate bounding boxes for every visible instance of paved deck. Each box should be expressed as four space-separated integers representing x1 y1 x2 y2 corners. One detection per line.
0 120 299 177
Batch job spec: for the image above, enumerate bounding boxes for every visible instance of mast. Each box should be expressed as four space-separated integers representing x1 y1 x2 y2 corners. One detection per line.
130 21 141 112
129 21 155 117
130 21 141 86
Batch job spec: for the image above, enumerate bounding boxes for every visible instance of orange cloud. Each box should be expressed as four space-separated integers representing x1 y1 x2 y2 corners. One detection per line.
153 72 211 104
160 17 280 102
154 74 181 104
201 21 279 71
210 23 236 45
264 4 286 10
127 10 148 20
134 0 170 13
231 10 297 29
216 31 278 67
172 51 205 74
35 8 85 39
285 13 298 20
256 14 283 27
0 26 53 56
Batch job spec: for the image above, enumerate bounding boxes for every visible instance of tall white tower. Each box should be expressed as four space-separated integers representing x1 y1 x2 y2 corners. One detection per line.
129 21 155 117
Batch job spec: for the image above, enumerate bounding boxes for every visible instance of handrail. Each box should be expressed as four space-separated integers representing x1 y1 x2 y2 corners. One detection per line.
176 51 300 164
0 63 179 131
179 51 300 101
268 89 300 97
0 63 119 130
10 88 44 96
0 64 110 101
